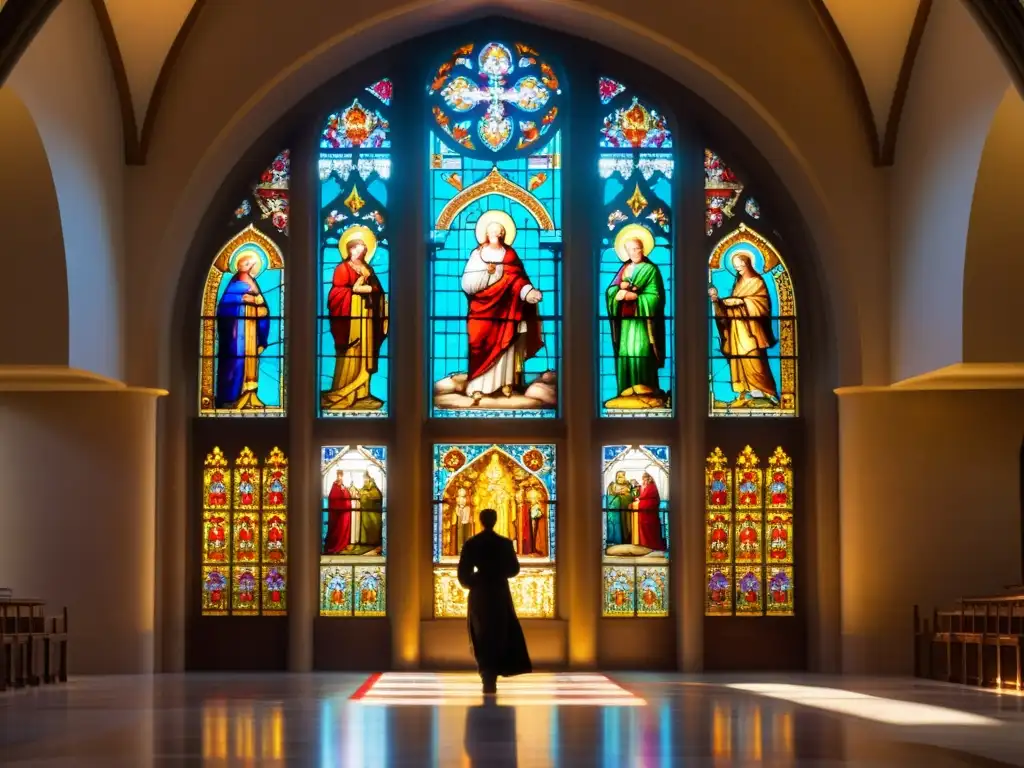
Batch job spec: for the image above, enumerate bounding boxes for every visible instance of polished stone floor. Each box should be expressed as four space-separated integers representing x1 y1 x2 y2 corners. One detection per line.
2 672 1024 766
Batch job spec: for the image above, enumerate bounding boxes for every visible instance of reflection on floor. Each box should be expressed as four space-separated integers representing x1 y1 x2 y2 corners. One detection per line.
2 673 1024 766
352 672 644 706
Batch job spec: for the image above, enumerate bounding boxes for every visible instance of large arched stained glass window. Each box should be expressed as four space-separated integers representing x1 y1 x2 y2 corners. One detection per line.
317 81 393 417
199 150 289 416
597 78 675 417
427 41 563 418
705 150 797 416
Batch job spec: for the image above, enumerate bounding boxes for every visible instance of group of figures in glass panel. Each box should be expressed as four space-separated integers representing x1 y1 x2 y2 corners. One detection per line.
319 445 387 616
601 445 670 616
433 443 557 618
195 36 801 624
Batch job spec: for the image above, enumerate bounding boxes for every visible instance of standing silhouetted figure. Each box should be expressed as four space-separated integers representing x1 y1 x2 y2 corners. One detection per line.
457 507 532 694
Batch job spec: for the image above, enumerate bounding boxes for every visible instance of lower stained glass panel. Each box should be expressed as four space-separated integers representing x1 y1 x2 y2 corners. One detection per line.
433 568 555 619
706 565 733 616
736 567 764 615
262 566 287 615
603 566 636 616
635 566 669 617
767 566 794 615
232 566 260 614
202 566 230 615
320 445 387 617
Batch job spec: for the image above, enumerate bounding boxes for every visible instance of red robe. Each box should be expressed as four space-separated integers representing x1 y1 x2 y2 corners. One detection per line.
323 483 352 554
518 498 533 555
466 245 543 381
636 481 666 550
327 261 387 370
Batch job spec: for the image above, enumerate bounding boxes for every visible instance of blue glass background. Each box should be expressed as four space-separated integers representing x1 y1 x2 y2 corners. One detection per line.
428 130 563 419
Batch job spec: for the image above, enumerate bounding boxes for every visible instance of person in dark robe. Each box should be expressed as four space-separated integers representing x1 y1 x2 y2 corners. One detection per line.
323 470 352 554
636 472 666 551
457 507 532 694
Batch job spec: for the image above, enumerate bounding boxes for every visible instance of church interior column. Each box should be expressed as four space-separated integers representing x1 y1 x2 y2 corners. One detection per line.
286 139 316 672
0 371 164 673
562 94 598 669
677 138 708 672
837 386 1024 675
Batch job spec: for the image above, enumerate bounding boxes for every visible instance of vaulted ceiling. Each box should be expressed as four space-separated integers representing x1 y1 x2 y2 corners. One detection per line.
1 0 1021 166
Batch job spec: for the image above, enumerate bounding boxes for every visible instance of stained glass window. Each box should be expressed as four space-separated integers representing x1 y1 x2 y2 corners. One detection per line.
704 445 794 617
598 81 674 417
427 41 563 418
706 151 797 417
601 445 669 617
319 445 387 616
318 88 392 417
199 150 289 416
202 446 288 616
433 443 556 617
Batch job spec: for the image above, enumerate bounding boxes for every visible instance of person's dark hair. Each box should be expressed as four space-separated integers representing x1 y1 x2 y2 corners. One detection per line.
479 508 498 530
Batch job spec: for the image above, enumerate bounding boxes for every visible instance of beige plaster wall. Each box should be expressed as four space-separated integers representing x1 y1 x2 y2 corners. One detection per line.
889 0 1011 382
963 87 1024 364
839 389 1023 675
0 87 68 366
6 0 126 380
0 390 160 674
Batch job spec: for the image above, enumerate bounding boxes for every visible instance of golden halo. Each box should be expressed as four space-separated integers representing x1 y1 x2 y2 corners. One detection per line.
475 210 517 246
229 244 268 277
338 225 379 263
614 224 656 262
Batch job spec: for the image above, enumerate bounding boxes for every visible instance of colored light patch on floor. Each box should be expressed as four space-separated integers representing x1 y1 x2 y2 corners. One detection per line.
351 672 645 706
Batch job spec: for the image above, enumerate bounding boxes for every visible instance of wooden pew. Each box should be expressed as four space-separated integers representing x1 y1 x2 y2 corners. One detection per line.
916 591 1024 691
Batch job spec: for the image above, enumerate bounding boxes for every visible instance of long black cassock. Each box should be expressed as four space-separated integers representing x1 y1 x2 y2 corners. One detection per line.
456 530 532 678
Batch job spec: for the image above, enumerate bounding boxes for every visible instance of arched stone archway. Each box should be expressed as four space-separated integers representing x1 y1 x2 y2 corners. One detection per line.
0 85 68 366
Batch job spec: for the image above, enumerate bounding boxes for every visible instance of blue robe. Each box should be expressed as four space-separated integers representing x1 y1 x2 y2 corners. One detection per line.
215 275 270 408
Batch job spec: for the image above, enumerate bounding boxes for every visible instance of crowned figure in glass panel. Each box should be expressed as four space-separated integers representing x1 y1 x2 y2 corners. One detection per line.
428 41 564 418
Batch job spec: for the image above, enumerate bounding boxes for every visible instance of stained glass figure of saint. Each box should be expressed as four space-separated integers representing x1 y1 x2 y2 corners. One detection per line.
604 225 667 410
321 226 389 411
199 227 285 416
708 224 797 415
428 40 563 419
597 81 674 417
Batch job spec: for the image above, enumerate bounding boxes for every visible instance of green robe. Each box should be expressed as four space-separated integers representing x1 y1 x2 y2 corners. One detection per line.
358 480 384 548
606 259 666 395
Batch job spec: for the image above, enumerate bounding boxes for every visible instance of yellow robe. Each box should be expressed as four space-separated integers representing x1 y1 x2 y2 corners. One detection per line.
714 274 778 398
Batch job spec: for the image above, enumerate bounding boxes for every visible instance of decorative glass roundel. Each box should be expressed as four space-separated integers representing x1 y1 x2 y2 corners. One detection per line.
427 41 564 158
